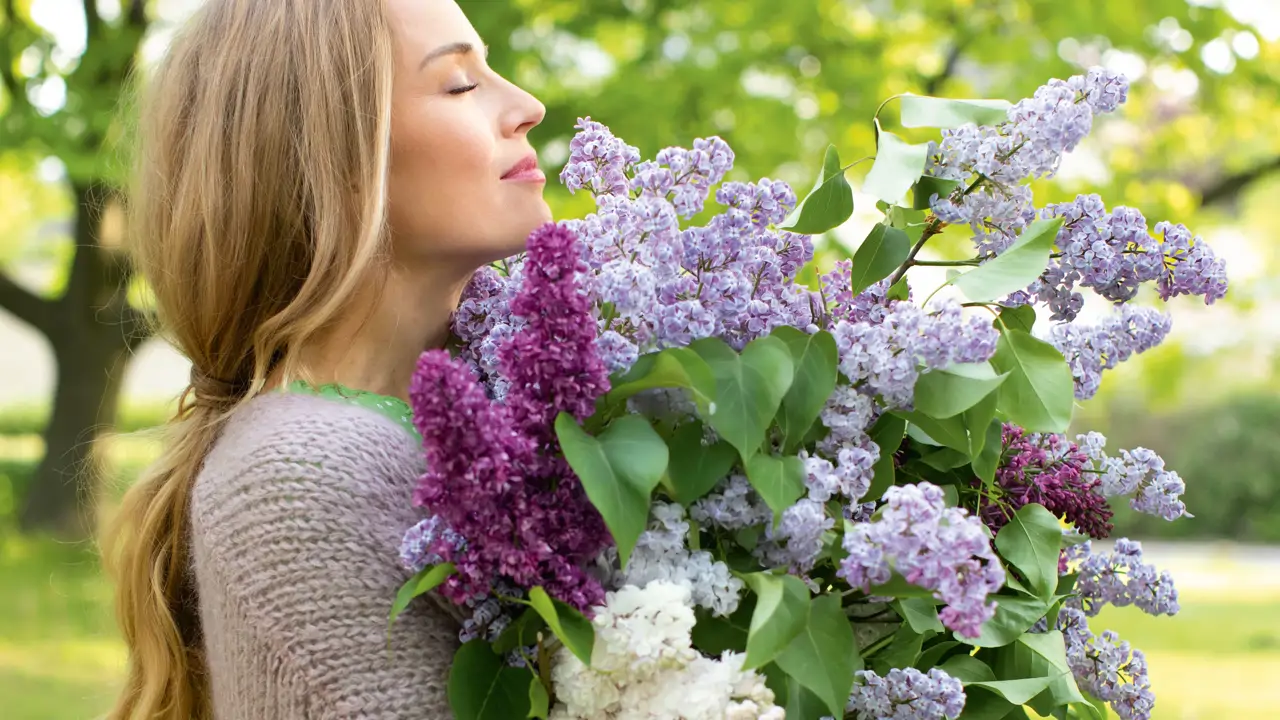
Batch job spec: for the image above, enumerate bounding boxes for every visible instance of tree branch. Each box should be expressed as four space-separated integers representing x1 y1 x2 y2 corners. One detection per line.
923 41 965 96
82 0 102 41
126 0 147 29
0 270 55 335
1198 155 1280 207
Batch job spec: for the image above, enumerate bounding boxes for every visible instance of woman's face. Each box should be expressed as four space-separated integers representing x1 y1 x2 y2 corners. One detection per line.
385 0 550 268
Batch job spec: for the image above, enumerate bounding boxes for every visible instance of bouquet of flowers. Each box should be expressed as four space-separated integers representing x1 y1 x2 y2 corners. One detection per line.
390 66 1225 720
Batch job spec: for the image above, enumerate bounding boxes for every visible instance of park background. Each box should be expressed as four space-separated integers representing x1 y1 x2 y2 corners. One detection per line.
1 0 1278 717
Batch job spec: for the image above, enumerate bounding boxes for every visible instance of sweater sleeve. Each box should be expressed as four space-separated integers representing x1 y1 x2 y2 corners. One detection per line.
191 408 458 719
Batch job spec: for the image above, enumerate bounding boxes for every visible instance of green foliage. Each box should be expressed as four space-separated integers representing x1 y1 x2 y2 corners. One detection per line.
448 641 532 720
846 223 912 298
664 420 737 505
780 144 854 235
949 218 1064 302
555 413 668 565
990 326 1075 433
898 95 1012 129
744 453 807 520
741 572 810 670
863 126 931 205
772 327 839 453
912 362 1008 419
689 335 794 461
527 587 595 665
993 504 1063 600
388 563 456 631
774 594 860 717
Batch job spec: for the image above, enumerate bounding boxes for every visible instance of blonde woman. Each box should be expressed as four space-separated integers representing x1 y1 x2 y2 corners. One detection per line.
102 0 551 717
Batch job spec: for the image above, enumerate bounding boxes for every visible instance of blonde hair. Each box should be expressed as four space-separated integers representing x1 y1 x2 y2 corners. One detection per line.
101 1 396 717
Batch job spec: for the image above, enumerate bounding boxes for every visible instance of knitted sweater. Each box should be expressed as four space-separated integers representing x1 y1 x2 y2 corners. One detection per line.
190 392 458 719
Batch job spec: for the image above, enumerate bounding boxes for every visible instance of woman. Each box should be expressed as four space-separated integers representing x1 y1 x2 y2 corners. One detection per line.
102 0 550 717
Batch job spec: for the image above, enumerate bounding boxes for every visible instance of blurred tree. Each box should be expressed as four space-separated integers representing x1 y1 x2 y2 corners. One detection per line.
0 0 149 539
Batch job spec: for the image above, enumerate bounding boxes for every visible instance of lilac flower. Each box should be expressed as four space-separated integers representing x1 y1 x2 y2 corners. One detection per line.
1047 305 1172 399
399 515 466 573
1077 434 1189 521
1058 608 1156 720
1153 220 1229 304
822 269 899 325
560 117 641 196
614 503 745 616
1066 539 1179 617
757 498 834 573
846 668 966 720
979 425 1114 539
690 475 772 531
839 483 1006 637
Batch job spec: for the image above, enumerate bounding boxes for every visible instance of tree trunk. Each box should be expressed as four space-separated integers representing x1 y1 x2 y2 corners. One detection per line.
16 180 147 542
18 330 132 539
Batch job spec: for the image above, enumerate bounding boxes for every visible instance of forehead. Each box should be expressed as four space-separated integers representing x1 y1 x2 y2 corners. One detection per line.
385 0 483 58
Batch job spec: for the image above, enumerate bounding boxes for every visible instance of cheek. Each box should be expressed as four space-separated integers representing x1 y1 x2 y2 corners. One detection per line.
388 106 495 239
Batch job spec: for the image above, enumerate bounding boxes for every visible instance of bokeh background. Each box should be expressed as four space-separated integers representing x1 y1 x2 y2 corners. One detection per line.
2 0 1278 718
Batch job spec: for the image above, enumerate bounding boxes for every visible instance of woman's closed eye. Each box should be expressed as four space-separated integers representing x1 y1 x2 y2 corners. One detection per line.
448 82 479 95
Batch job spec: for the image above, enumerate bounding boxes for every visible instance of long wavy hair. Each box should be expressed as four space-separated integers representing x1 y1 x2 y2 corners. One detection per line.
100 1 396 716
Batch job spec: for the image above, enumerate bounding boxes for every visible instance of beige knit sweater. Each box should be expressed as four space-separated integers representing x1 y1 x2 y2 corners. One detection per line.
190 392 458 718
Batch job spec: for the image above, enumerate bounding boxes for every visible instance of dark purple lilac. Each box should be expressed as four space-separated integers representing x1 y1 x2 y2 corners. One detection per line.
979 425 1114 539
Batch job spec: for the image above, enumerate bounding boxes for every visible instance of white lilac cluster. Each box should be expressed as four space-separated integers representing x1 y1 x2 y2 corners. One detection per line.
839 483 1006 638
1063 539 1179 617
1057 608 1156 720
549 581 783 720
1077 432 1188 521
615 502 745 616
1047 305 1172 399
836 667 966 720
927 68 1129 256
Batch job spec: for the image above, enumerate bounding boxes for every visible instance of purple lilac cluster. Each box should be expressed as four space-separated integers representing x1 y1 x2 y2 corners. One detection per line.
843 667 966 720
1063 539 1179 617
831 299 999 409
1046 305 1173 399
1025 195 1227 322
1057 608 1156 720
757 498 835 573
1077 432 1188 521
408 224 612 611
839 483 1006 638
927 68 1129 256
979 425 1114 539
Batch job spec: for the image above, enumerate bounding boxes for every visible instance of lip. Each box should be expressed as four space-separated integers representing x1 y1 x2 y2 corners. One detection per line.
501 153 545 183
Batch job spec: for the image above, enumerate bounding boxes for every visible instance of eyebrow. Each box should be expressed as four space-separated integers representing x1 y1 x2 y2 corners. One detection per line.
419 41 489 70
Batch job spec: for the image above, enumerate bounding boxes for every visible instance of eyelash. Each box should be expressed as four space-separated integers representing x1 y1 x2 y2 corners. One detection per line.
448 83 479 96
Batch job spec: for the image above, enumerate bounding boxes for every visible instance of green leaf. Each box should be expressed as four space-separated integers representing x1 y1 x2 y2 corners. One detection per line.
780 144 855 235
665 421 737 505
899 95 1013 128
870 569 941 599
957 687 1017 720
887 276 911 301
772 327 839 453
913 175 962 210
864 125 931 205
964 391 1001 458
959 594 1051 648
950 218 1064 303
914 640 962 670
775 595 861 717
745 453 808 520
998 304 1037 333
527 586 595 666
763 663 830 720
913 362 1010 419
939 654 997 683
995 504 1064 600
971 418 1005 486
527 678 549 720
448 641 532 720
997 635 1087 714
493 609 545 654
896 410 971 456
1018 630 1072 675
691 336 795 460
867 413 906 502
692 599 754 655
871 624 926 674
606 347 716 414
897 598 945 634
389 563 456 629
556 414 667 565
918 447 972 471
990 328 1075 433
742 572 812 669
971 677 1056 705
847 224 912 297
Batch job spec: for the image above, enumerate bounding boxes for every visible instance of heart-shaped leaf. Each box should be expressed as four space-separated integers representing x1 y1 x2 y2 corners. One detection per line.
448 641 532 720
780 144 855 235
775 594 861 717
690 336 795 460
745 454 807 519
990 327 1075 433
742 572 811 669
864 123 931 205
772 327 839 453
957 594 1050 648
527 586 595 666
949 217 1065 303
848 224 912 298
606 346 716 414
913 175 963 211
867 413 906 502
898 95 1012 128
556 414 668 565
994 504 1063 600
912 362 1009 419
389 563 456 630
665 420 737 505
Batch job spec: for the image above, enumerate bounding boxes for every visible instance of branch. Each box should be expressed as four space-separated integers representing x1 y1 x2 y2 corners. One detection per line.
125 0 147 29
0 270 54 334
923 41 964 96
82 0 101 40
1198 155 1280 207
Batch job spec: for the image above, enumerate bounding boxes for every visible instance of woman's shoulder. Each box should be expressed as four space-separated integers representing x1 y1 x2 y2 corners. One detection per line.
194 392 424 523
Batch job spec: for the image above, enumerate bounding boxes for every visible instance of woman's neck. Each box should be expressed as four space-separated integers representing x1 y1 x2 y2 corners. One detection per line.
301 262 472 402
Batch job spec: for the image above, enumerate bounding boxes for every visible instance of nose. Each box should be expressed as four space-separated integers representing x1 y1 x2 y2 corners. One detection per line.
502 79 545 137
